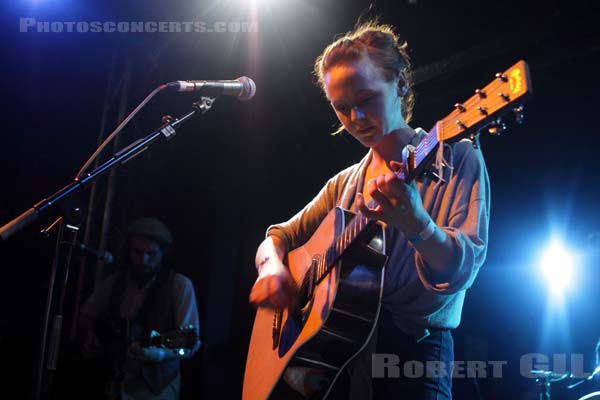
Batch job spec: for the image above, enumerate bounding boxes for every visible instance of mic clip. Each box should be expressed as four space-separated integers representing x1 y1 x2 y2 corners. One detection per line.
192 96 216 115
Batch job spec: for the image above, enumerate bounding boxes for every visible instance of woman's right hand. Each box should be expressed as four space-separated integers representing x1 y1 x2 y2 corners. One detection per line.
249 241 297 309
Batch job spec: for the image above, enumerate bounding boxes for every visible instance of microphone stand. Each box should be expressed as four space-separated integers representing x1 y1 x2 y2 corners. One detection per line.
35 217 80 400
0 96 216 399
531 369 570 400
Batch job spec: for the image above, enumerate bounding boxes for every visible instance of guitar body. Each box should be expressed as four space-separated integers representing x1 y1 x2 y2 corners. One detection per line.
244 207 387 399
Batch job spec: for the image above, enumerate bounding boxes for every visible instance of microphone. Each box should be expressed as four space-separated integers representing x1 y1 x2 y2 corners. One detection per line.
67 242 113 264
167 76 256 101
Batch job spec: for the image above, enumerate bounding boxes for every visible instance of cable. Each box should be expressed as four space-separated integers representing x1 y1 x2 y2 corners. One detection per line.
75 83 168 180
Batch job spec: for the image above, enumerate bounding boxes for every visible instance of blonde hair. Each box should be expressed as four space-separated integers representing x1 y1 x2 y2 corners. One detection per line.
314 20 415 135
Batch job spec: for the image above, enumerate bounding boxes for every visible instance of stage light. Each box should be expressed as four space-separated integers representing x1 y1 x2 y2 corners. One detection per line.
538 239 575 297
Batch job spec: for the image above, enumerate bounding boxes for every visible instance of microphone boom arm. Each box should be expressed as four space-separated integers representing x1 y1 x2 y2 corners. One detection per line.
0 96 216 242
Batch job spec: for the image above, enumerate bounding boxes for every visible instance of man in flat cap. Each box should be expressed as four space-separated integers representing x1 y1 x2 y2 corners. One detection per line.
79 217 200 400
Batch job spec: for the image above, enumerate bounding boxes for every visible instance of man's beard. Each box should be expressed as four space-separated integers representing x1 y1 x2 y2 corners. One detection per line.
131 264 159 283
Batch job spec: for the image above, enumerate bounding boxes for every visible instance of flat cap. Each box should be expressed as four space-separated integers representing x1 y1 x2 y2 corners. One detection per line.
127 217 173 246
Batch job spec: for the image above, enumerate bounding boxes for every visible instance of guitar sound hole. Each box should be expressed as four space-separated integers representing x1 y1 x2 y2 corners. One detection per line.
292 264 317 325
292 284 310 325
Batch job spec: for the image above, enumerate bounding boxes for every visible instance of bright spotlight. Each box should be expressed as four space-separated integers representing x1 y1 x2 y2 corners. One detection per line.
539 240 575 296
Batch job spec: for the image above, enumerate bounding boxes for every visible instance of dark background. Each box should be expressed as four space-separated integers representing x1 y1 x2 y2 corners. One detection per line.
1 0 599 399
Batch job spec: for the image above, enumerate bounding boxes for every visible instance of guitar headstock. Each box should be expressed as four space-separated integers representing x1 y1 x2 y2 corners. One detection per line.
401 60 533 183
437 60 533 144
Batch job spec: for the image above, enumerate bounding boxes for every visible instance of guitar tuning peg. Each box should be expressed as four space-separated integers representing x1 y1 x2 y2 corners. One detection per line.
455 120 467 130
498 92 510 102
475 89 487 98
495 72 508 82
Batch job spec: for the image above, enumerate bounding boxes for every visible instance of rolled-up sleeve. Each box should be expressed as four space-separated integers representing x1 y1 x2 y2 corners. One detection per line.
266 174 341 253
415 140 490 294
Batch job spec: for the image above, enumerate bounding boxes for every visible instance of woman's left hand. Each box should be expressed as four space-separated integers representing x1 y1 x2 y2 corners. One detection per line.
357 161 429 235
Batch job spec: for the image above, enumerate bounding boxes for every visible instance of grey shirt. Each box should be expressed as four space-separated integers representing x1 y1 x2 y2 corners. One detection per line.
267 128 490 337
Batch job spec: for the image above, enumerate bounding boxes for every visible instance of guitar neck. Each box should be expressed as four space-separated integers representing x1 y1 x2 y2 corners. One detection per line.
142 327 198 350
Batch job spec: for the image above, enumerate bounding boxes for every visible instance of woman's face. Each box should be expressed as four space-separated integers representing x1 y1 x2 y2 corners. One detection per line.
324 56 407 148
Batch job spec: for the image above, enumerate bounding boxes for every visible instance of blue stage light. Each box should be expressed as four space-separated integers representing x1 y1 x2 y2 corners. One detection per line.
539 239 575 297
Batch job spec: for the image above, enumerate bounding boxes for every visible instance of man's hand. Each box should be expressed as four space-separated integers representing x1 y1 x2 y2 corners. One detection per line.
127 342 166 363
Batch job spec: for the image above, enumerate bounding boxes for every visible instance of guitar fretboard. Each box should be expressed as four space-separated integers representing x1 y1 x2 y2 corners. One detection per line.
314 213 375 284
